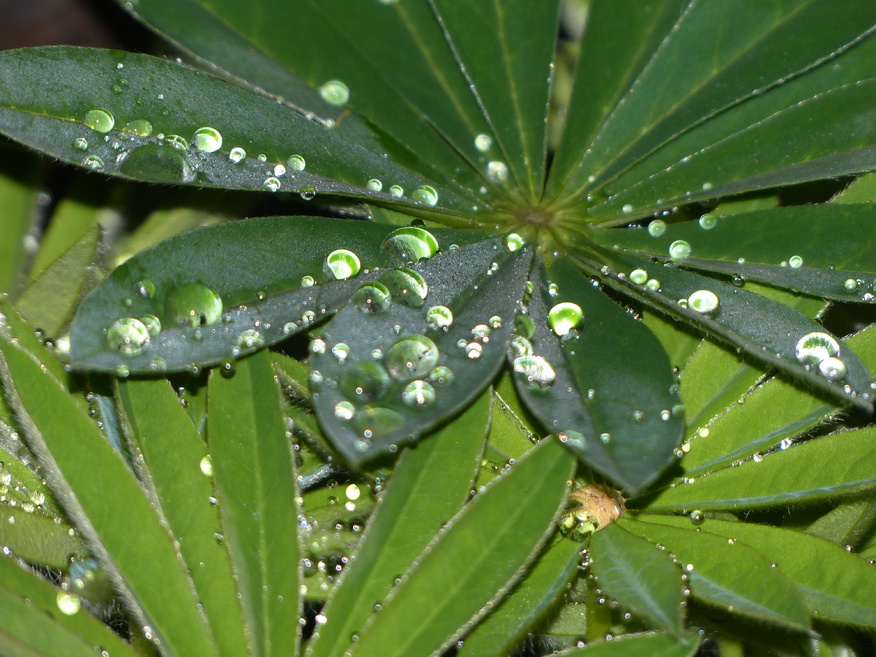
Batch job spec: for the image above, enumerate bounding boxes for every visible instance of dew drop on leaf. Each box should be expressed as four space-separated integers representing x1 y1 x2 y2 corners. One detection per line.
263 176 281 192
324 249 361 280
401 380 436 407
83 155 104 170
411 185 438 206
426 305 453 330
319 80 350 106
366 178 383 192
73 137 88 151
698 214 717 230
106 317 150 356
340 362 391 402
818 356 847 381
56 591 81 616
687 289 719 314
119 144 193 183
378 268 428 307
428 365 454 386
124 119 153 137
474 133 492 152
287 154 306 171
381 226 439 263
164 283 223 327
389 185 404 198
548 302 584 337
648 220 667 237
84 108 114 133
385 334 439 381
512 355 556 391
504 233 525 252
352 282 392 314
629 269 648 285
165 134 189 151
788 255 803 269
795 332 840 365
486 160 509 184
229 147 246 163
140 314 161 337
668 240 691 259
192 127 223 153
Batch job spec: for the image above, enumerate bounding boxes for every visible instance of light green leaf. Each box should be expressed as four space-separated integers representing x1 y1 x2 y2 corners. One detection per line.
806 499 876 550
620 517 810 631
0 505 84 570
347 438 575 657
0 144 41 295
557 631 700 657
589 523 684 634
207 349 300 657
118 376 250 657
307 390 488 657
0 336 218 657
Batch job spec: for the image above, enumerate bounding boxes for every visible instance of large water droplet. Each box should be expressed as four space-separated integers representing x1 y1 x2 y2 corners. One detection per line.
320 80 350 106
669 240 691 259
119 144 193 183
325 249 361 280
474 134 492 152
486 161 509 184
106 317 150 356
548 302 584 337
352 282 392 314
698 214 717 230
818 356 847 381
84 108 114 133
385 334 439 381
505 233 525 252
140 314 161 337
411 185 438 206
629 269 648 285
687 289 719 314
165 283 223 327
426 305 453 330
287 154 306 171
192 127 223 153
795 332 840 366
402 380 436 407
381 226 439 263
512 355 556 391
648 220 666 237
340 362 391 402
379 268 428 308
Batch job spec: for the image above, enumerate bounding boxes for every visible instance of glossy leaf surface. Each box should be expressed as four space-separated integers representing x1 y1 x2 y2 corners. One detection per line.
510 257 683 493
347 438 575 657
307 391 488 657
207 349 300 657
310 238 531 465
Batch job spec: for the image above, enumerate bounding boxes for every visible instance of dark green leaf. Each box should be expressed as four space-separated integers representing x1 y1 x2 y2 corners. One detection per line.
14 225 100 338
599 252 873 408
620 517 810 631
649 427 876 512
639 515 876 630
591 205 876 302
0 47 479 213
310 237 531 465
557 0 876 203
207 350 300 657
588 523 684 634
0 553 139 657
511 257 683 493
347 438 575 657
457 536 581 657
118 376 250 657
307 390 488 657
557 631 700 657
0 336 218 657
431 0 560 198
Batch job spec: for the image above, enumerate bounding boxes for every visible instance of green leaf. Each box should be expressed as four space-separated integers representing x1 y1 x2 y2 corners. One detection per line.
806 499 876 550
118 376 250 657
510 257 683 493
557 631 700 657
648 427 876 512
600 252 873 409
14 225 100 338
0 505 84 570
310 237 531 465
207 349 301 657
679 340 754 433
0 553 139 657
588 523 684 634
558 0 876 204
307 389 488 657
0 143 41 295
430 0 560 198
639 515 876 630
620 517 810 631
0 46 479 214
0 336 218 657
592 205 876 302
346 438 575 657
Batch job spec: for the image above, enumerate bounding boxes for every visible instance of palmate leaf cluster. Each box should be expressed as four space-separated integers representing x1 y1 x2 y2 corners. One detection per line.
0 0 876 655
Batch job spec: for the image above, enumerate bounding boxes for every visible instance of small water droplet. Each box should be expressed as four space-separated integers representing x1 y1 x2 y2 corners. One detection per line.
381 226 439 263
139 314 161 337
401 380 436 407
389 185 404 198
426 305 453 330
320 80 350 106
428 365 454 386
287 154 306 171
106 317 150 356
648 220 667 237
334 401 356 420
124 119 152 137
474 133 492 152
698 214 717 230
84 108 114 133
56 591 81 615
687 289 719 314
818 356 847 381
669 240 691 259
165 283 223 327
199 455 213 477
411 185 438 206
548 302 584 337
340 362 391 402
352 282 392 314
73 137 88 151
379 268 428 307
192 127 223 153
385 334 439 381
795 332 840 366
83 154 104 170
299 186 317 200
229 147 247 163
629 269 648 285
263 176 281 192
236 329 265 350
366 178 383 192
505 233 525 252
512 355 555 391
788 255 803 269
165 134 189 151
486 161 509 184
324 249 361 280
843 278 860 292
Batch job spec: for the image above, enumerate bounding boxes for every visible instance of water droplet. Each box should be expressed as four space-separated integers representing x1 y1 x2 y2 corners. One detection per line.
352 282 392 314
287 154 306 171
411 185 438 206
512 355 556 391
788 255 803 269
366 178 383 192
818 356 847 381
106 317 150 356
320 80 350 106
56 591 81 615
466 342 483 359
381 226 439 263
402 380 436 407
334 401 356 420
165 283 223 327
474 133 492 152
124 119 152 137
698 214 717 230
843 278 859 292
83 155 104 170
426 305 453 330
508 335 533 359
379 268 428 308
324 249 361 280
73 137 88 151
353 405 404 441
795 332 840 366
505 233 525 252
648 220 666 237
669 240 691 259
199 455 213 476
389 185 404 198
301 275 315 288
385 334 439 381
687 290 719 314
622 204 633 214
340 362 391 402
486 161 509 184
263 176 281 192
84 108 114 133
332 342 350 362
629 269 648 285
236 329 265 350
165 134 189 151
548 302 584 337
428 365 454 386
192 127 223 153
299 186 317 200
114 364 131 378
229 147 246 163
645 279 661 291
139 314 161 337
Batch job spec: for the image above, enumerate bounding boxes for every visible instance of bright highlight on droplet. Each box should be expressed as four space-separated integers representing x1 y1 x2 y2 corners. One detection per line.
474 134 492 152
320 80 350 106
